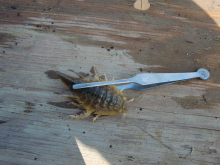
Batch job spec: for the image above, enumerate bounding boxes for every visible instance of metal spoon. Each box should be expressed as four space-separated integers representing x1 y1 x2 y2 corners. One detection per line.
72 68 210 90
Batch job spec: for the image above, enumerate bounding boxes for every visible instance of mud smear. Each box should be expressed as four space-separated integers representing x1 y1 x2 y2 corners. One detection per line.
44 70 59 79
172 88 220 109
47 101 73 109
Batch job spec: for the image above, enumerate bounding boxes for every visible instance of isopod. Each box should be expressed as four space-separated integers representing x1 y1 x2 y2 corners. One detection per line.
57 66 129 122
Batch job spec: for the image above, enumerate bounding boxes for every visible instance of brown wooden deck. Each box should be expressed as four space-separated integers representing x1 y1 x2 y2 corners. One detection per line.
0 0 220 164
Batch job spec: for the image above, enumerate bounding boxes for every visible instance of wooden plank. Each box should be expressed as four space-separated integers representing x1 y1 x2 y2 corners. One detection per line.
0 0 220 164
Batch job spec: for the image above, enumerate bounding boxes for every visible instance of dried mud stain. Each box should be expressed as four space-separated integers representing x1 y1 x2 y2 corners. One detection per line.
172 88 220 109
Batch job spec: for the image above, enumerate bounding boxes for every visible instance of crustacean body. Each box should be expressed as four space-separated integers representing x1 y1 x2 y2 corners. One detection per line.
57 66 128 122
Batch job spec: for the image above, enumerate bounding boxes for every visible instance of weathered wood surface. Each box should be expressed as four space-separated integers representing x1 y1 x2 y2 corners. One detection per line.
0 0 220 164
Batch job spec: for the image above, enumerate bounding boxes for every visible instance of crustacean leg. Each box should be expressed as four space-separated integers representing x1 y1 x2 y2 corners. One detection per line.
68 69 84 79
68 102 86 110
104 73 108 81
127 98 135 103
93 114 101 122
120 87 126 92
91 65 100 81
62 95 85 110
62 95 79 99
122 112 127 121
68 111 92 119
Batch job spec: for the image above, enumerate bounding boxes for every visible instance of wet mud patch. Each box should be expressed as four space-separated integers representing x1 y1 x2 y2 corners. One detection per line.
172 88 220 109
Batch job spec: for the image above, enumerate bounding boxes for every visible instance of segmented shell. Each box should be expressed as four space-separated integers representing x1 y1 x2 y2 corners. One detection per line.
57 67 127 120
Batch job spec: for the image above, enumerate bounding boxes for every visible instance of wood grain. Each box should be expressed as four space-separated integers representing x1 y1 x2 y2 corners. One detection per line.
0 0 220 164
